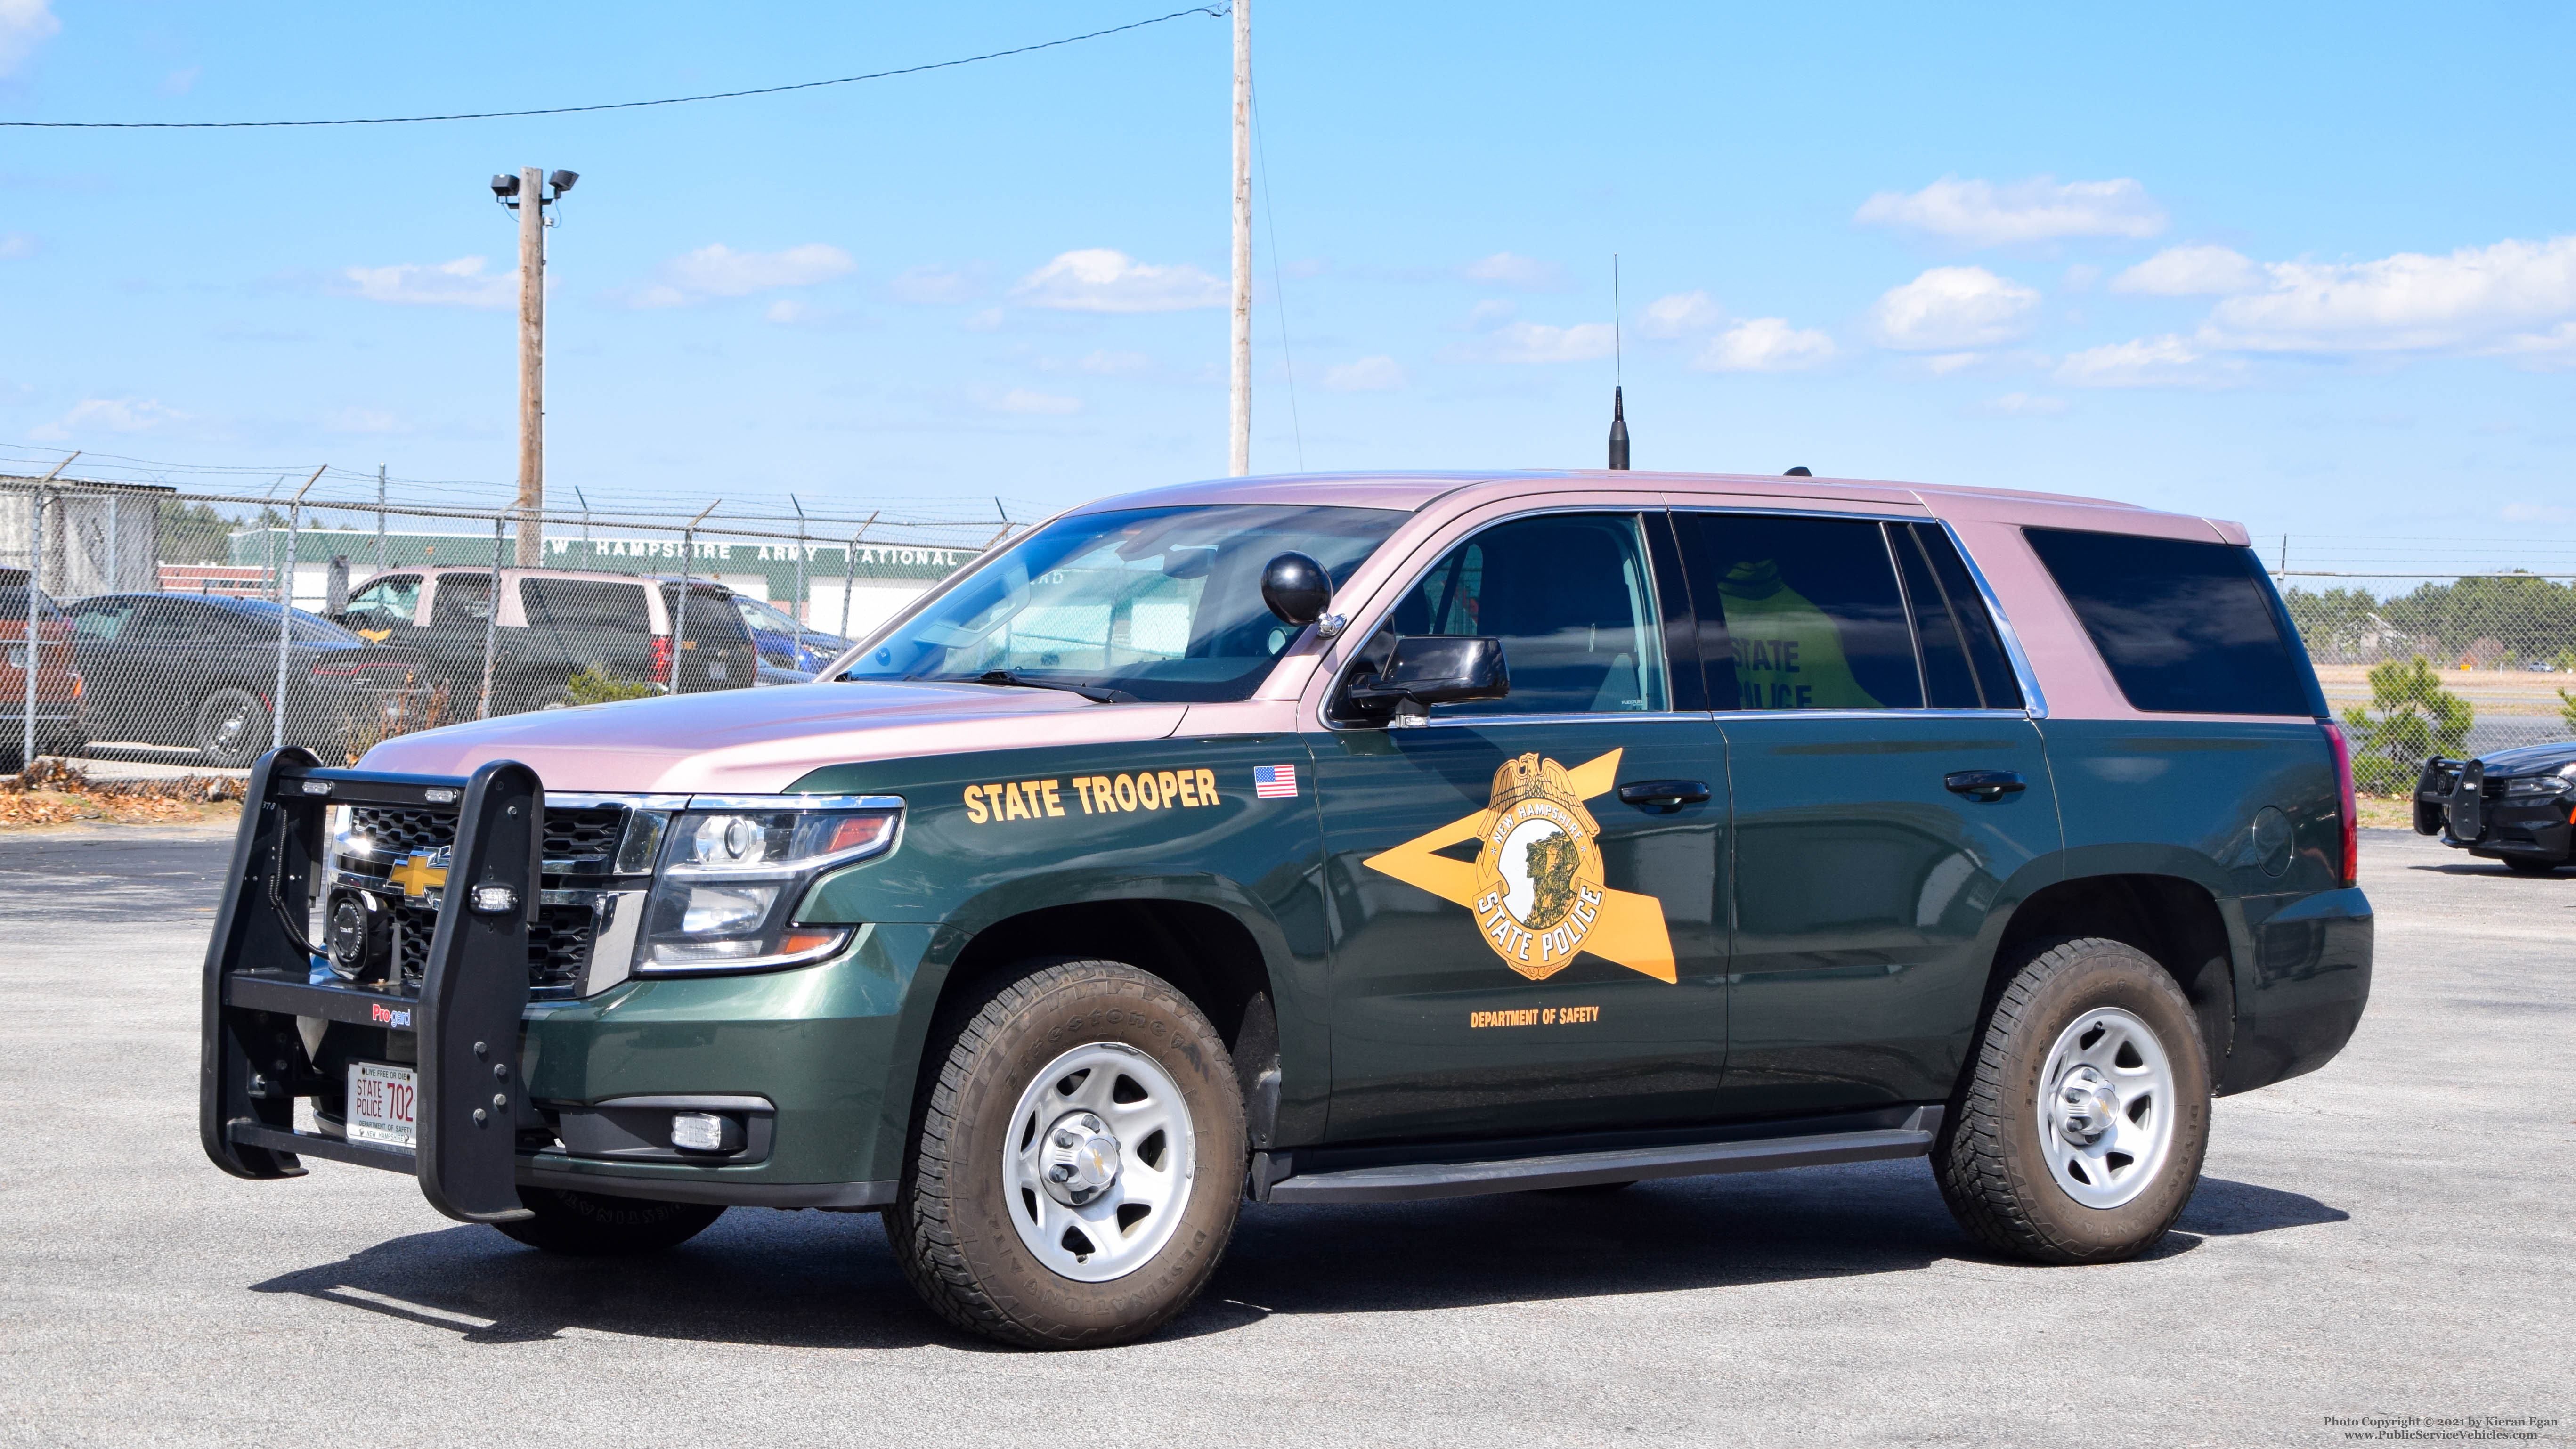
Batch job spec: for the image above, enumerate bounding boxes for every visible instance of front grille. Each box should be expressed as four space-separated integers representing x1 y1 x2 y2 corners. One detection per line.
352 806 453 859
353 802 626 863
543 806 625 862
394 899 599 993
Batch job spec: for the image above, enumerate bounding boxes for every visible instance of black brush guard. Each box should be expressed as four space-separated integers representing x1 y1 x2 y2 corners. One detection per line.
200 748 543 1223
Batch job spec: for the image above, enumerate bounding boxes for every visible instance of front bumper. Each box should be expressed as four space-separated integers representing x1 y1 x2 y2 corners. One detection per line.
203 751 929 1216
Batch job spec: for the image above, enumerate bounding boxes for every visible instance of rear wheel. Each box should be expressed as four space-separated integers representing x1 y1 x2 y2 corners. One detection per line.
2503 855 2563 875
194 687 267 767
887 959 1244 1349
1936 936 2210 1265
491 1187 726 1255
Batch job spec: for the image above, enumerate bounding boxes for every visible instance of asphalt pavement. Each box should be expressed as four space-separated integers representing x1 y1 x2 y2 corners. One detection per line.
1 823 2568 1448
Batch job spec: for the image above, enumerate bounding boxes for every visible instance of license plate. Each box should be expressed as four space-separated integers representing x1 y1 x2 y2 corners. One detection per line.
348 1061 418 1148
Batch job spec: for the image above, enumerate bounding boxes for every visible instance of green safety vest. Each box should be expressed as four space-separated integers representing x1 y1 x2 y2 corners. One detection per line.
1716 561 1882 710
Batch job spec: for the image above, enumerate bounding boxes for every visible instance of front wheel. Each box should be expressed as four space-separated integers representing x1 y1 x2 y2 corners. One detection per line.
490 1187 726 1255
887 959 1245 1349
194 687 268 767
1936 936 2210 1265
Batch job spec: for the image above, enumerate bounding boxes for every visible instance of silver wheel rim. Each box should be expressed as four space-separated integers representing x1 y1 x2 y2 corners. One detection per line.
1000 1041 1197 1284
2035 1006 2176 1210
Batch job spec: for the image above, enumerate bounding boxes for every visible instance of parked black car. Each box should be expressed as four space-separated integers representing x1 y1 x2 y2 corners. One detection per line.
334 567 757 716
2414 742 2576 873
64 593 428 767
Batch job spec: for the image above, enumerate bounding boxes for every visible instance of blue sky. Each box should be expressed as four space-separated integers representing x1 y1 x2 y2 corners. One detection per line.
1 1 2571 571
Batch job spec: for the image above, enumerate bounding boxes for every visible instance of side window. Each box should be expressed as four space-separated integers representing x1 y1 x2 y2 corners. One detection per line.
1359 512 1667 717
1680 513 1924 711
520 579 649 632
1901 525 2023 709
429 575 492 626
69 600 133 642
346 575 421 622
2023 527 2315 716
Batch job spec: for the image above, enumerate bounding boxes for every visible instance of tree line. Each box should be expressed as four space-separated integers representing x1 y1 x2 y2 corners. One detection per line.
2282 574 2576 669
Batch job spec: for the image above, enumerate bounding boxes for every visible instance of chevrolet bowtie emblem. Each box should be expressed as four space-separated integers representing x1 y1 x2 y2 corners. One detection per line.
387 852 449 899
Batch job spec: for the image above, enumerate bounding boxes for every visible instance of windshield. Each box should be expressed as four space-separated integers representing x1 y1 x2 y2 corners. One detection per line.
837 504 1406 703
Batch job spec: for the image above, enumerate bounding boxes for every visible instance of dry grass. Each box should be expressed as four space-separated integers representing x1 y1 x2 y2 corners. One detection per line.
2355 794 2419 830
0 758 244 832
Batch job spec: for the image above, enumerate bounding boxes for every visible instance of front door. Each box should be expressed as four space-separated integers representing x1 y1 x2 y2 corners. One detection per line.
1312 509 1729 1144
1675 510 2062 1117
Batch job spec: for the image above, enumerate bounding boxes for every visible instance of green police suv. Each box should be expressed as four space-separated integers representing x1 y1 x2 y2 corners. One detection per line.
202 470 2372 1348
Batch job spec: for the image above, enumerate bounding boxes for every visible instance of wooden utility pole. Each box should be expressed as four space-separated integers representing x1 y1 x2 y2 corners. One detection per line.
1227 0 1251 477
515 165 545 567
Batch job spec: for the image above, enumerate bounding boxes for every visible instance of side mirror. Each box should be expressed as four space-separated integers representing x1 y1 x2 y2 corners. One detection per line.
1346 635 1510 726
1260 552 1332 626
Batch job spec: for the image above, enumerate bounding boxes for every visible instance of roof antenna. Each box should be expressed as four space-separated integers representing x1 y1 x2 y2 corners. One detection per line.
1607 255 1629 471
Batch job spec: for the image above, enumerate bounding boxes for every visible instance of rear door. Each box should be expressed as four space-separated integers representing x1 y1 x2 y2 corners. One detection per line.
64 597 142 737
1311 508 1730 1144
1677 511 2059 1118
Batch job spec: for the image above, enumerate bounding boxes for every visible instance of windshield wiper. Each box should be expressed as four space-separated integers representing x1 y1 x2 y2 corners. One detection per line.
963 669 1136 704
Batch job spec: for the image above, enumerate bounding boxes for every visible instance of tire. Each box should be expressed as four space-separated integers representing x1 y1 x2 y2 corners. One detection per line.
1935 936 2210 1265
194 688 268 767
2503 855 2563 875
490 1187 726 1255
887 958 1245 1349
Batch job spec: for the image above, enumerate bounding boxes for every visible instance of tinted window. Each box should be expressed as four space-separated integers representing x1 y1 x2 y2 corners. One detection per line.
2024 527 2314 716
660 584 753 644
522 578 649 631
1360 512 1667 717
347 575 421 621
1911 525 2023 709
430 576 491 626
69 599 133 641
1680 514 1923 711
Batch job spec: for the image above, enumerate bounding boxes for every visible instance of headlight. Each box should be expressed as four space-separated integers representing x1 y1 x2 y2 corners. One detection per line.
2503 774 2570 797
634 795 901 976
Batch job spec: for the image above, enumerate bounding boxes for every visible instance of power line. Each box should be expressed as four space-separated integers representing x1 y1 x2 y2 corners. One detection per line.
0 7 1227 129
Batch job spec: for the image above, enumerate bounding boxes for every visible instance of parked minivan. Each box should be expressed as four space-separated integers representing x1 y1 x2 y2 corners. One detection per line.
205 469 2371 1351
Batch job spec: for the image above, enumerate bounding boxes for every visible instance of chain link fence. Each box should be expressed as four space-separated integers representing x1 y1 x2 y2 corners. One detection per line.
2272 536 2576 792
1 469 1022 773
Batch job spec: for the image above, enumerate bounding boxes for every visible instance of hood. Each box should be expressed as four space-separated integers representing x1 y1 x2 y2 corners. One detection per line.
359 681 1189 794
2474 740 2576 777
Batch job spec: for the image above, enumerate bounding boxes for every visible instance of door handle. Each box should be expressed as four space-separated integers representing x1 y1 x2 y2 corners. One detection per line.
1945 770 2026 801
1617 779 1711 811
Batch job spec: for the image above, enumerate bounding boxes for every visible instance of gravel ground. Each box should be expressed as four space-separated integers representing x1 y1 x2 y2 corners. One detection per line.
0 825 2568 1448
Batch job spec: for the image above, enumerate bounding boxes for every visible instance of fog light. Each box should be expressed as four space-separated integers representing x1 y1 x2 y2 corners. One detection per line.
469 884 519 914
671 1112 728 1152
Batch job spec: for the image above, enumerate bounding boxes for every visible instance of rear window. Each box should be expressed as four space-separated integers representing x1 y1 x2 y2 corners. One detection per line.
521 578 649 631
2023 527 2315 716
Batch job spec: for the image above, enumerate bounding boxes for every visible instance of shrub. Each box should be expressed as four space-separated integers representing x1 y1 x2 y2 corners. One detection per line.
563 666 660 706
2339 656 2473 793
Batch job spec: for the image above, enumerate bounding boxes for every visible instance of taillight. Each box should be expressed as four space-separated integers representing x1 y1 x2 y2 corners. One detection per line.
71 673 81 700
650 635 674 678
2322 720 2357 887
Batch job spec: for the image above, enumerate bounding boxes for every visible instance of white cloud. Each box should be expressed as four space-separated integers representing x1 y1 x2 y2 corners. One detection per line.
1323 355 1408 392
2112 244 2264 296
319 407 408 434
1856 176 2166 247
2502 503 2576 524
633 243 855 308
2203 235 2576 354
159 65 199 96
1078 350 1152 376
339 256 512 309
963 307 1004 332
981 388 1081 415
1639 291 1722 338
1475 321 1617 364
1692 318 1837 372
0 0 59 77
2488 321 2576 369
0 232 33 259
1983 391 2067 416
889 264 982 304
1461 252 1568 291
1869 266 2040 350
32 396 189 439
2054 334 2232 388
1012 249 1225 312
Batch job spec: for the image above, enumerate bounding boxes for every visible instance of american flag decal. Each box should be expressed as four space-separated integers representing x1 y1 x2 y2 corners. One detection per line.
1253 765 1298 799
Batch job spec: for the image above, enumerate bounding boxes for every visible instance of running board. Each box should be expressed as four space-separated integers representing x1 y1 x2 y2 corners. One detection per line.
1263 1106 1943 1205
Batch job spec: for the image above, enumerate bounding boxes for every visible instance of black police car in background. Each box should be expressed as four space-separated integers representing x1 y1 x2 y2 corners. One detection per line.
2415 742 2576 873
64 593 426 768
